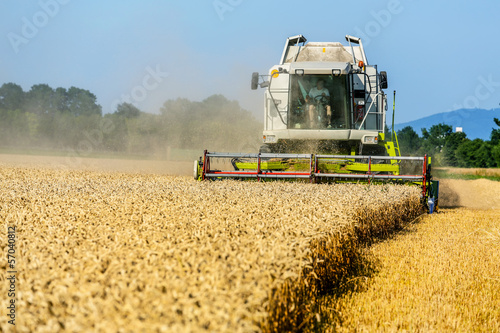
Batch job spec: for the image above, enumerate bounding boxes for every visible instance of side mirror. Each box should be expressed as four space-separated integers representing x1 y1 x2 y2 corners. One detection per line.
251 72 259 90
380 71 388 89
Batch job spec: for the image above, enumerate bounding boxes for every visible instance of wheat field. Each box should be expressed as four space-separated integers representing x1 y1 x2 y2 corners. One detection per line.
0 162 422 332
329 208 500 332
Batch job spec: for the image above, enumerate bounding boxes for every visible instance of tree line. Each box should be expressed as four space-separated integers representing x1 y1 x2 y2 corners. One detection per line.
0 82 262 157
396 120 500 167
2 81 500 167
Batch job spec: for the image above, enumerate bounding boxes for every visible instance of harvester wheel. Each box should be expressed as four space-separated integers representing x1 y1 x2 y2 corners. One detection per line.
193 160 201 180
259 144 272 153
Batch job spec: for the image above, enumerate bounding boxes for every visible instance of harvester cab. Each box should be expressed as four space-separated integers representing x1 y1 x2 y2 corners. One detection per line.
252 34 388 155
195 34 439 214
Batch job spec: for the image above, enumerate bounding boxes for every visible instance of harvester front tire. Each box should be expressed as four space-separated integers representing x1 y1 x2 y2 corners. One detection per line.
259 144 272 153
193 160 200 180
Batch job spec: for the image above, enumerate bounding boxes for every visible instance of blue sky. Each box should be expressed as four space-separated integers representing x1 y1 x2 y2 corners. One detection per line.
1 0 500 124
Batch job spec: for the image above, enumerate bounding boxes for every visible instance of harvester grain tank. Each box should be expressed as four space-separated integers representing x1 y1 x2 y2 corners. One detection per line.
194 35 439 213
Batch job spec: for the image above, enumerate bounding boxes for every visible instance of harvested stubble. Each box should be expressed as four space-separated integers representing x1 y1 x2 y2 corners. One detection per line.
0 166 421 332
330 208 500 332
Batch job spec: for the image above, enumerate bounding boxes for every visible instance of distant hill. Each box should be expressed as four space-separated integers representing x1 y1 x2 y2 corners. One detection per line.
394 108 500 140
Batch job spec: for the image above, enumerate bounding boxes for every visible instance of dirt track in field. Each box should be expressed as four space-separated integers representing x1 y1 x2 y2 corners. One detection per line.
438 178 500 210
436 167 500 177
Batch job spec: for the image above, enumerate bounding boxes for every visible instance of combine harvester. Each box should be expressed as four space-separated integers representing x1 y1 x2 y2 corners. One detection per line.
194 35 439 213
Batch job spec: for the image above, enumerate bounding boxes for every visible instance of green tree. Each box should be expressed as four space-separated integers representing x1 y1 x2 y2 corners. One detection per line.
396 126 421 155
102 113 128 152
421 123 453 156
67 87 102 117
0 83 25 111
125 113 163 153
455 139 495 168
25 84 54 115
491 118 500 166
160 98 192 148
476 141 496 167
0 83 262 156
491 118 500 145
111 103 157 153
23 84 57 144
443 131 467 166
0 83 27 146
492 144 500 166
114 102 141 118
0 110 31 146
53 87 69 113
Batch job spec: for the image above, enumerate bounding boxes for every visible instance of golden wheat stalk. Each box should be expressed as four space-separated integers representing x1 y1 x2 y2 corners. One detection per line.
0 166 421 332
